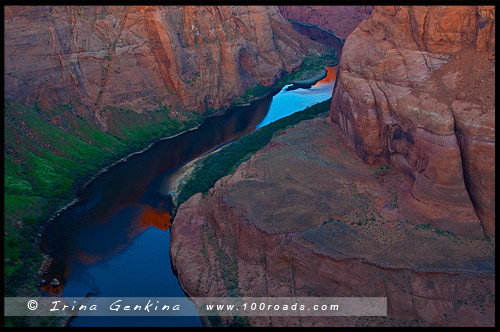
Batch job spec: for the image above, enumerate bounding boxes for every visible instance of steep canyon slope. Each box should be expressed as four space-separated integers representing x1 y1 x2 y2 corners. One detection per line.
330 6 495 238
171 6 495 327
4 5 329 306
279 6 374 40
5 6 322 130
171 117 494 327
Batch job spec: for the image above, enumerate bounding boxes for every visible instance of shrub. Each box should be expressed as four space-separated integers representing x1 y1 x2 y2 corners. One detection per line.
177 99 331 205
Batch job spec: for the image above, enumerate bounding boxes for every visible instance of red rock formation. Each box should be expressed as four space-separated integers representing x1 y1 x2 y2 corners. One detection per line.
278 6 374 40
4 6 319 129
171 118 495 327
330 6 495 238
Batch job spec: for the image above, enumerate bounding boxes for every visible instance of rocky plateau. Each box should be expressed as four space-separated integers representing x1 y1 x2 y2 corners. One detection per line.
171 5 495 327
171 117 494 327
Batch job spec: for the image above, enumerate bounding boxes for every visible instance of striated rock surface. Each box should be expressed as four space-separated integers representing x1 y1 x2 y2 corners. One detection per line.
330 6 495 238
171 118 495 327
278 6 374 40
5 6 322 129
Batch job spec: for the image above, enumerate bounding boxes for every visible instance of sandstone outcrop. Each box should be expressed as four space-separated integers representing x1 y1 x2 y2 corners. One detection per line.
171 118 495 327
330 6 495 238
5 6 322 129
278 6 374 40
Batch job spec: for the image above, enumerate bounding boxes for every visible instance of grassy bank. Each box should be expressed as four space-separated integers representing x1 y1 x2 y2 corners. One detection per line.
176 99 332 206
3 47 336 326
3 100 201 326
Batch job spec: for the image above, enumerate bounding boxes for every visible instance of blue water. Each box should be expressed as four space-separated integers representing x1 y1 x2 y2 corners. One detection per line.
256 79 335 129
66 229 197 326
44 66 336 327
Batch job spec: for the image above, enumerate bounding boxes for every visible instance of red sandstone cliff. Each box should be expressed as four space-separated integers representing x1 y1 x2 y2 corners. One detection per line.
171 118 495 327
4 6 320 129
169 6 495 327
278 6 374 40
330 6 495 238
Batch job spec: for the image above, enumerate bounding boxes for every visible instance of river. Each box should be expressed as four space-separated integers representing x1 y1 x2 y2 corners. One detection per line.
39 64 337 326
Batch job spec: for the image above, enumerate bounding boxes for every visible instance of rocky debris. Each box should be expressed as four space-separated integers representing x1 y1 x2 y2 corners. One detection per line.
36 255 52 277
279 6 374 40
330 6 495 238
171 118 495 327
5 6 324 129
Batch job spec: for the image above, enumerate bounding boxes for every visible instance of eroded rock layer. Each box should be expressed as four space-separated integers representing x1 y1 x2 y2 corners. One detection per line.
278 6 374 40
330 6 495 238
5 6 320 129
171 118 494 327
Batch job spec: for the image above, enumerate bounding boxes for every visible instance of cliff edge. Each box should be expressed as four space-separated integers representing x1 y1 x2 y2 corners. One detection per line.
330 6 495 238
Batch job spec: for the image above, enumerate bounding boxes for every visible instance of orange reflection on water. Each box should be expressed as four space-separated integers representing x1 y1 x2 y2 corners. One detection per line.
74 205 172 266
40 265 71 295
74 246 125 266
139 205 172 231
127 205 172 239
44 204 172 295
41 282 64 295
314 66 338 86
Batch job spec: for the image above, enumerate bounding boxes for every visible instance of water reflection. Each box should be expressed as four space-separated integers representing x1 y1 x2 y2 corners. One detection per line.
41 203 171 295
40 96 273 292
256 66 337 129
40 64 336 326
316 66 337 85
138 205 172 232
41 67 336 294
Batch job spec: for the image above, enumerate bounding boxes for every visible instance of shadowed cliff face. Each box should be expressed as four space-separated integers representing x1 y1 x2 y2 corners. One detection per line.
279 6 374 40
4 6 319 129
171 118 494 327
164 6 495 327
330 6 495 238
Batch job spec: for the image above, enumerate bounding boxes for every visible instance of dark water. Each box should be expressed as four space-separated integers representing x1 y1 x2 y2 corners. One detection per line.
40 63 337 326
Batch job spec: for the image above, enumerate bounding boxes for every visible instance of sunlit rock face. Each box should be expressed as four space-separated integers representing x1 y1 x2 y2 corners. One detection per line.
278 6 374 40
4 6 317 128
330 6 495 238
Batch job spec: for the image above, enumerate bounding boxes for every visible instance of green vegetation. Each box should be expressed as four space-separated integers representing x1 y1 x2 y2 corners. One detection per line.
4 41 336 327
206 226 240 296
413 223 457 238
413 224 433 231
185 71 201 85
375 164 390 177
322 218 343 226
232 49 338 106
177 99 332 205
4 99 200 326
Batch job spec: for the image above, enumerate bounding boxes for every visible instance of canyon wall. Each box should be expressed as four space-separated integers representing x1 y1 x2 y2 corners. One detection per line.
167 6 495 327
278 6 374 40
330 6 495 238
5 6 320 129
171 118 495 327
